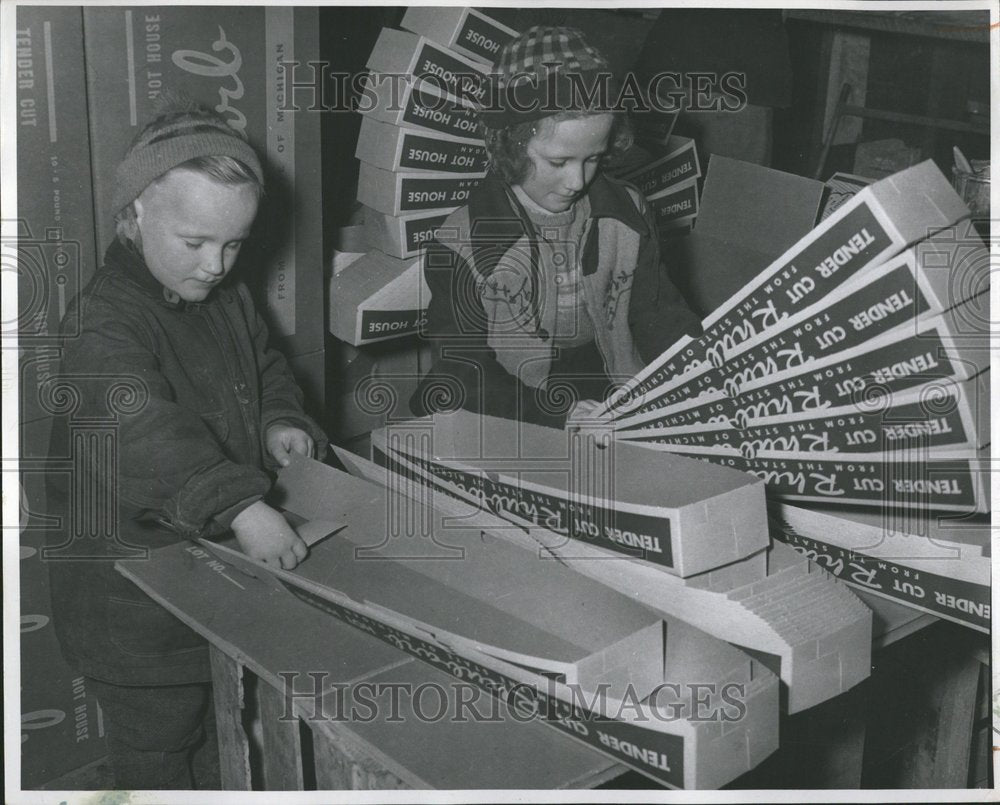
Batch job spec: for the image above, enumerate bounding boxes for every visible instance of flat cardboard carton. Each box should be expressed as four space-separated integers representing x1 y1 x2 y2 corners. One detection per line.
615 227 989 415
357 162 485 217
366 28 488 107
619 292 988 436
654 443 990 514
356 115 487 174
363 206 449 260
360 73 482 140
400 6 518 65
82 7 325 370
728 295 989 426
195 456 781 789
328 250 429 345
619 370 989 456
770 502 989 632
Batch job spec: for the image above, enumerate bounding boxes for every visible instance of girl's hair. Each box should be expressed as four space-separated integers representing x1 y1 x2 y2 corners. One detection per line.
484 110 634 185
114 106 264 251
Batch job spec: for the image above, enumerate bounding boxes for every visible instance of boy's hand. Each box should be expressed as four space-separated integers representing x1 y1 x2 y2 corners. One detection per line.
266 424 315 467
231 500 307 569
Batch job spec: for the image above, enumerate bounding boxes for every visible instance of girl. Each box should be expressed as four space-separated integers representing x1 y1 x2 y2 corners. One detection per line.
413 26 700 427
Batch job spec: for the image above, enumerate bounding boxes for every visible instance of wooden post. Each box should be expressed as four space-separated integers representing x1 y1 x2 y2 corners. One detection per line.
209 647 252 790
256 680 305 790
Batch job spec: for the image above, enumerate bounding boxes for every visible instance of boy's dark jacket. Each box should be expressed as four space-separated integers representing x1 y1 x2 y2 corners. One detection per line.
411 172 701 427
46 240 325 685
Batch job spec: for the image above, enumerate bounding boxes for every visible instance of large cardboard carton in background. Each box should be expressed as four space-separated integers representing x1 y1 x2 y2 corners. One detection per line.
15 5 109 788
668 157 826 317
82 6 324 403
15 6 98 433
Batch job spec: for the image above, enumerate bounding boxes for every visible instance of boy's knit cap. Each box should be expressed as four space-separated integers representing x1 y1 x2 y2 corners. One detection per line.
480 26 616 130
113 112 263 213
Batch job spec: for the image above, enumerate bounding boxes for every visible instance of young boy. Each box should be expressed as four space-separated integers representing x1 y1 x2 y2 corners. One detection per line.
46 107 326 788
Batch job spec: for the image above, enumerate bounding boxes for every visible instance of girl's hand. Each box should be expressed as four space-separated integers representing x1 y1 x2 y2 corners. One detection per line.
566 399 609 430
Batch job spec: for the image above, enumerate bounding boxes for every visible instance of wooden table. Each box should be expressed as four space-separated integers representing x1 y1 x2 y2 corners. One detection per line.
117 541 622 791
118 541 985 791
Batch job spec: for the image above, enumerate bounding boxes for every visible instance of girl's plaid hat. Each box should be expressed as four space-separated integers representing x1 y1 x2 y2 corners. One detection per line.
478 25 618 130
112 111 264 213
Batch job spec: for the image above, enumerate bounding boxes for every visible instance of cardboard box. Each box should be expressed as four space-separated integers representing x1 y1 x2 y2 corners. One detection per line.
83 7 325 364
631 108 680 146
667 156 826 317
729 295 988 426
615 390 736 434
286 348 324 415
605 160 970 417
619 371 989 457
15 6 99 436
366 28 488 107
820 172 873 221
15 9 110 784
356 116 487 174
328 251 429 345
330 337 429 441
624 231 989 412
400 6 518 65
648 179 699 233
741 370 988 454
360 73 482 140
658 444 990 513
771 503 989 633
357 162 485 217
363 206 449 260
199 457 783 788
372 410 770 578
623 136 700 199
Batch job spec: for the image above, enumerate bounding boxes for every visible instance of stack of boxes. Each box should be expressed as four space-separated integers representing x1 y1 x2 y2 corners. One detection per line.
328 8 517 441
599 160 990 515
619 136 701 239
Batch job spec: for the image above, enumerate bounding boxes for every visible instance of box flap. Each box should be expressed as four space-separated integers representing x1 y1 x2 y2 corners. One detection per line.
668 156 824 316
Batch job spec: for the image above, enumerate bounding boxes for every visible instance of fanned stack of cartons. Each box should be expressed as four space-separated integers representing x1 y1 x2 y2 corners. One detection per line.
327 8 517 441
591 160 990 624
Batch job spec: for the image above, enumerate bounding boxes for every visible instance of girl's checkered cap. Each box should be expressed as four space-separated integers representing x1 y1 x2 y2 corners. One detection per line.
495 26 609 86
